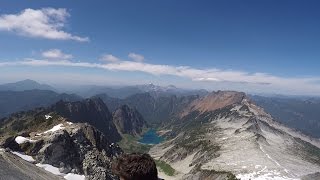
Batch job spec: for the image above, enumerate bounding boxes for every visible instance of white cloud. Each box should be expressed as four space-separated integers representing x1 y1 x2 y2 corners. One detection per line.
42 49 73 60
0 8 89 42
100 54 120 62
1 57 320 95
128 53 144 62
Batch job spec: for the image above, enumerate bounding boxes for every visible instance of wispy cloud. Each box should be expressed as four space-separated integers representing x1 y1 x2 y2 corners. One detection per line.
1 55 320 95
100 54 120 62
0 8 89 42
42 49 73 60
128 53 144 62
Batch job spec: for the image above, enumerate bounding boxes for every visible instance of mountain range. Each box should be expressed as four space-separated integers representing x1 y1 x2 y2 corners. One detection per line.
0 80 319 179
251 95 320 138
66 83 208 98
0 79 56 92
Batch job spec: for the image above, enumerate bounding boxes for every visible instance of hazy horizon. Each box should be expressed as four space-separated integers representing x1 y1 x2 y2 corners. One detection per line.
1 1 320 96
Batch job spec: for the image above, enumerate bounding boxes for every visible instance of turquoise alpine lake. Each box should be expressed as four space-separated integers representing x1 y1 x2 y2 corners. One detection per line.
139 129 164 144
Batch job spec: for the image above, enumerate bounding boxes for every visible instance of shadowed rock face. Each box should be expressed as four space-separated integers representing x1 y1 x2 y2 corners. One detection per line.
113 105 147 136
51 98 121 142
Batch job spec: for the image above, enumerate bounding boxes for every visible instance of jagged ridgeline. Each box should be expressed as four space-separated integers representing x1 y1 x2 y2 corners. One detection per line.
0 90 320 180
0 97 147 180
150 91 320 179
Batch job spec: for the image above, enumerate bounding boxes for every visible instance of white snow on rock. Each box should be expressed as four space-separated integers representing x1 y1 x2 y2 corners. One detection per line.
15 136 36 144
37 124 65 136
64 173 85 180
45 114 52 119
36 163 85 180
44 124 64 133
11 151 35 162
36 163 63 175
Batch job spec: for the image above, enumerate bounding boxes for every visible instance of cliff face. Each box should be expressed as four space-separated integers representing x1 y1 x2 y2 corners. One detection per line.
51 98 121 142
112 105 147 136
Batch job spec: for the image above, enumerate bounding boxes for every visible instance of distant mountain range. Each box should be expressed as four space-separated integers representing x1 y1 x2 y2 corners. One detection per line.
0 90 82 118
94 93 199 124
251 95 320 138
70 83 208 98
0 79 56 92
1 79 320 140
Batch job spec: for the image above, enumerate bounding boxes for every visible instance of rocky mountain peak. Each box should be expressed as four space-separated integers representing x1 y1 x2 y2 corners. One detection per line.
181 90 247 116
1 121 122 180
51 98 121 142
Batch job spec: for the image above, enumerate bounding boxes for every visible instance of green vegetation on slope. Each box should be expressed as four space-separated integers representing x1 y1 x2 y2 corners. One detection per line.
155 160 175 176
117 134 152 153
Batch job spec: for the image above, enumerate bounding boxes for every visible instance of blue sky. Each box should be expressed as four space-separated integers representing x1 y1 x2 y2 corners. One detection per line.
1 0 320 95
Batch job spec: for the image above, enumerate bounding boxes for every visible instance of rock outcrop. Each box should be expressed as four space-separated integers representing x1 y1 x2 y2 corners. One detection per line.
2 122 122 180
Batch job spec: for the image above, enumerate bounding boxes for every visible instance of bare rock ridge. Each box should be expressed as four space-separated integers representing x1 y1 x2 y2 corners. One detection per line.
0 148 64 180
182 91 246 116
113 105 147 136
151 91 320 179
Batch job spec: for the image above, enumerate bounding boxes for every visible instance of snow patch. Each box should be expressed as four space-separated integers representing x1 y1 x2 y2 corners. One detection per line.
64 173 85 180
45 114 52 119
37 124 65 135
15 136 36 144
12 151 35 162
36 163 85 180
36 163 63 175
